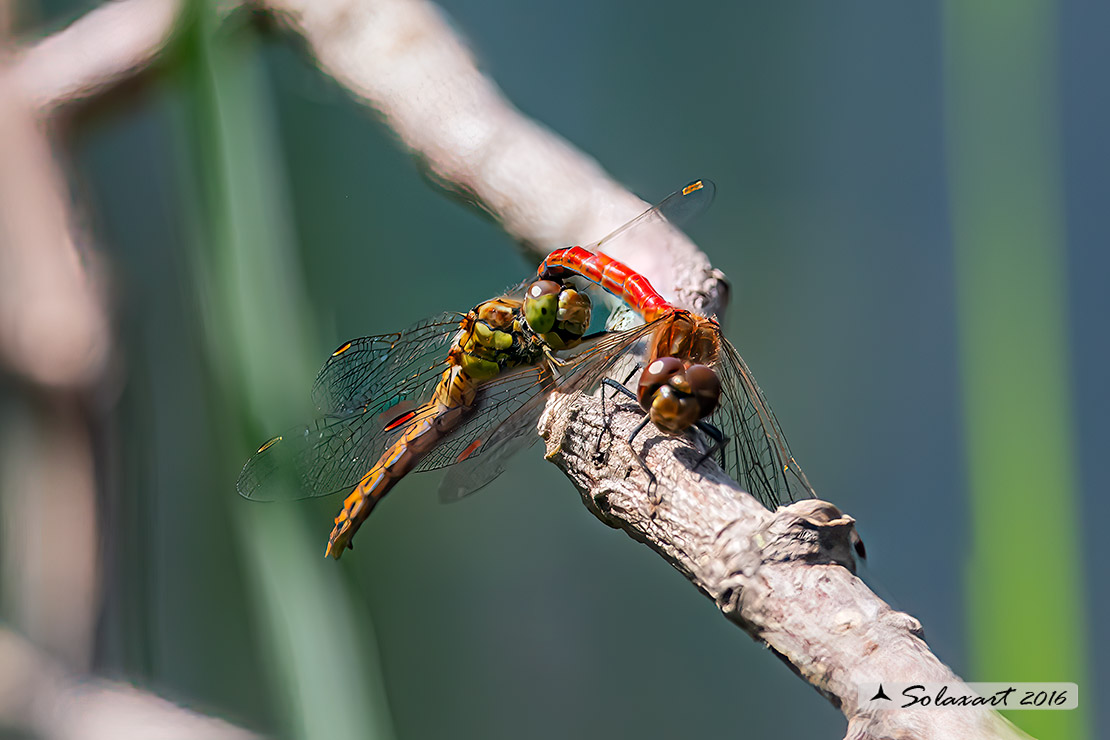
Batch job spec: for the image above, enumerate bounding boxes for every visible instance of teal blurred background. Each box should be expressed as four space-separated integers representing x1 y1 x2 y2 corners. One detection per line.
2 1 1104 739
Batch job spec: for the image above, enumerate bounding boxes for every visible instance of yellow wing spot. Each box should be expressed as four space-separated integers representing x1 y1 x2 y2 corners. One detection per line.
257 436 283 453
682 180 704 196
332 341 353 356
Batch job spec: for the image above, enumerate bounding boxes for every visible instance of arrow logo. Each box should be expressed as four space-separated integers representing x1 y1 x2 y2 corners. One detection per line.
870 684 892 701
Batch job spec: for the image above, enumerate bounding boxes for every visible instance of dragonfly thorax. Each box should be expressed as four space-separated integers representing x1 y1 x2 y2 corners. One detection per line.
454 307 534 380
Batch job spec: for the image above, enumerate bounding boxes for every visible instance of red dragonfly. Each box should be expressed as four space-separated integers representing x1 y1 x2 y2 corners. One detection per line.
537 180 816 508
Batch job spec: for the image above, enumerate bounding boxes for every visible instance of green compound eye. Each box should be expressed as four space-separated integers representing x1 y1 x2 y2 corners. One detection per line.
524 280 560 334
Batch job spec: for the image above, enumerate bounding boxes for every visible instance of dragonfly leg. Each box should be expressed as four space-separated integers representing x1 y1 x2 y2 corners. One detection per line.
624 415 662 512
544 348 571 368
597 363 641 420
693 419 728 472
594 376 637 462
600 376 637 401
598 373 661 503
598 371 661 511
619 361 643 387
626 414 654 475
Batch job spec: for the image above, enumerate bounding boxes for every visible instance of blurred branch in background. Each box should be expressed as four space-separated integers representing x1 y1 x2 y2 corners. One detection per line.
0 0 109 703
0 61 111 387
0 626 261 740
0 400 98 667
10 0 184 112
1 2 264 739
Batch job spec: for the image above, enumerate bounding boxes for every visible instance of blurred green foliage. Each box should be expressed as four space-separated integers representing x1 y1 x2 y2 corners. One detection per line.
944 3 1089 739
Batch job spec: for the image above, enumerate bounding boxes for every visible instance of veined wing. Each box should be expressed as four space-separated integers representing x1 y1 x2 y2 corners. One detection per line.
438 321 660 501
238 312 464 501
311 312 463 415
585 179 716 253
712 338 816 509
236 310 644 502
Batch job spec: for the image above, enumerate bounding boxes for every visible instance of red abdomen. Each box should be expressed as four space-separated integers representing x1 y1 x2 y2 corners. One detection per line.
540 246 672 322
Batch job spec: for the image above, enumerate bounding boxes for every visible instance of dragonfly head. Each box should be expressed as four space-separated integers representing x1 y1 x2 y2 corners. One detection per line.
637 357 721 433
524 279 592 350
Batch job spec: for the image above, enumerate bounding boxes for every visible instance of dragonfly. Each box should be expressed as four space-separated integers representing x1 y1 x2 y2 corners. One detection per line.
237 279 613 558
238 178 808 560
537 180 817 509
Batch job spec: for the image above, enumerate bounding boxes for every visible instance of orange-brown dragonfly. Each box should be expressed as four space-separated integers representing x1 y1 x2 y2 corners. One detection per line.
237 279 615 558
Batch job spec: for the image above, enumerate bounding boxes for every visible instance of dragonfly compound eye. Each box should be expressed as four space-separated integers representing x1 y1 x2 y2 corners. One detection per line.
638 358 718 432
524 280 561 334
637 356 685 408
679 363 721 418
543 287 592 349
557 287 590 328
639 359 679 399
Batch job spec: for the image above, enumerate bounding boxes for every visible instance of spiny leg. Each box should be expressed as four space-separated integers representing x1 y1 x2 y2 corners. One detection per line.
593 367 640 461
596 396 660 509
693 419 729 472
594 377 630 461
625 415 658 497
597 367 661 511
600 376 638 400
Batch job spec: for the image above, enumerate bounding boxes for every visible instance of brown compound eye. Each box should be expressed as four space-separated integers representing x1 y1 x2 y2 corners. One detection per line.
545 286 592 348
637 356 685 411
638 359 721 432
682 363 721 418
556 287 591 329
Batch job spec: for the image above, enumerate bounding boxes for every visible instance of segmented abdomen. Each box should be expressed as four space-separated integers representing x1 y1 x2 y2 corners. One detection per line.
326 362 477 558
540 246 672 322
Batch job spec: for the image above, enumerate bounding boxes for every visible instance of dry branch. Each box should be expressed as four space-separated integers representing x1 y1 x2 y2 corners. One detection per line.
6 1 1033 739
540 392 1027 740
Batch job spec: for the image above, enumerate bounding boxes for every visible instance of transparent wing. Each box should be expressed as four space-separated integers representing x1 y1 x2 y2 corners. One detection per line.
311 312 463 415
710 338 817 509
238 313 466 501
438 322 660 501
409 361 560 473
239 319 658 503
237 404 439 502
585 179 716 253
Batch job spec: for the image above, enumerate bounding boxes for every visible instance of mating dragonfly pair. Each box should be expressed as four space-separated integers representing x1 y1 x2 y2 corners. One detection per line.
237 180 815 559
